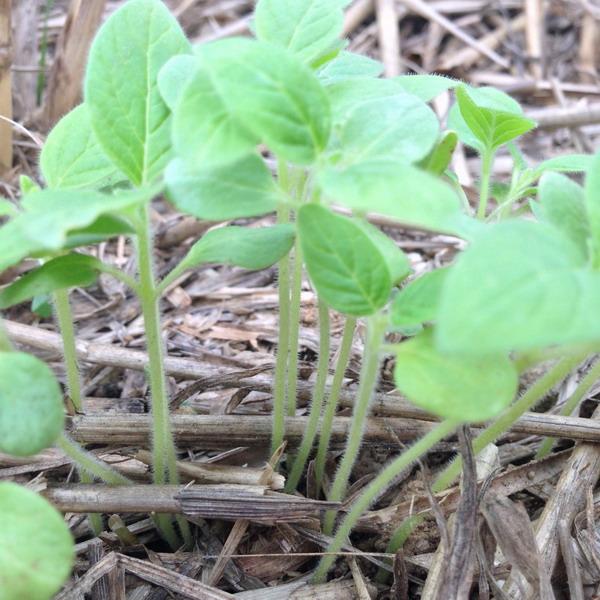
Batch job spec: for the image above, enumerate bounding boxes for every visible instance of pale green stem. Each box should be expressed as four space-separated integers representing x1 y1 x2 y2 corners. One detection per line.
57 433 131 486
0 320 12 351
313 419 458 583
314 317 356 493
323 316 386 534
536 356 600 459
272 204 291 454
382 353 586 561
285 299 331 492
53 289 82 411
79 470 104 535
134 206 190 548
477 151 494 220
286 240 304 418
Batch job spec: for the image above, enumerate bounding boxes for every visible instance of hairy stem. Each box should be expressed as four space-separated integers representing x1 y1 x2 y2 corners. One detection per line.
286 239 304 418
272 204 291 454
315 317 356 493
477 150 494 220
135 206 190 548
285 299 331 492
324 316 386 534
53 289 82 411
536 356 600 459
313 419 458 582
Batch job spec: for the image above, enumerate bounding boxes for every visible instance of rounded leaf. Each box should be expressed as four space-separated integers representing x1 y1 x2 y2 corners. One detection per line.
0 482 74 599
0 352 64 456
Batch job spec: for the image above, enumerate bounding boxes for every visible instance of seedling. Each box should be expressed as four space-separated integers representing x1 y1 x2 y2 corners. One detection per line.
2 0 600 587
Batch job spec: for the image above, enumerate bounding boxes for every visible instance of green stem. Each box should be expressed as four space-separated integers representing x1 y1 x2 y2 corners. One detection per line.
53 289 82 411
313 419 458 583
536 356 600 459
97 262 141 295
323 316 386 534
286 240 304 417
134 206 189 548
314 317 356 493
57 433 131 485
477 151 494 220
79 469 104 535
0 320 12 352
285 299 331 492
381 353 586 563
272 204 291 454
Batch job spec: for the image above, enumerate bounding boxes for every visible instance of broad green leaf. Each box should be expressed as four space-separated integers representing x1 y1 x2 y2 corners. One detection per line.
63 215 136 248
338 95 439 165
326 77 409 123
31 295 53 319
317 51 383 83
0 199 17 218
395 74 459 102
452 86 536 152
534 154 593 176
0 188 153 271
394 329 518 422
354 220 411 285
157 53 197 110
177 38 331 165
165 155 280 220
0 352 64 456
179 225 295 272
420 131 458 175
0 482 74 600
0 254 102 309
298 204 391 316
436 220 600 355
40 105 122 190
255 0 344 64
19 175 40 195
534 172 590 260
391 267 450 328
585 153 600 264
318 161 473 237
85 0 190 185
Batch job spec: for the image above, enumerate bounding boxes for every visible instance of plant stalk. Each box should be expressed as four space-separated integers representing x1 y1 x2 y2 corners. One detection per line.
134 206 190 548
536 356 600 459
314 317 356 492
477 151 494 220
313 419 458 582
286 239 304 418
285 299 330 492
272 203 291 454
0 319 11 351
53 288 82 411
323 316 386 534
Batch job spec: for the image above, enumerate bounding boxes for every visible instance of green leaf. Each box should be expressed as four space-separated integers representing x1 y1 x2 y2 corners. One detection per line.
0 352 64 456
585 153 600 263
395 74 459 102
298 204 391 316
85 0 190 185
338 94 439 165
0 482 74 600
318 161 473 237
157 53 197 110
40 105 122 190
420 131 458 175
31 295 53 318
63 215 136 248
19 175 40 195
534 172 590 260
179 225 295 272
176 38 331 165
0 198 17 218
436 220 600 355
534 154 594 176
391 267 450 328
353 220 411 285
317 51 384 83
452 86 536 152
394 329 518 422
0 254 102 309
165 154 280 220
0 188 153 271
255 0 344 64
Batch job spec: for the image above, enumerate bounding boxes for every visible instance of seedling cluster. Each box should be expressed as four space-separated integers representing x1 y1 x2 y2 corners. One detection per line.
1 0 599 595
